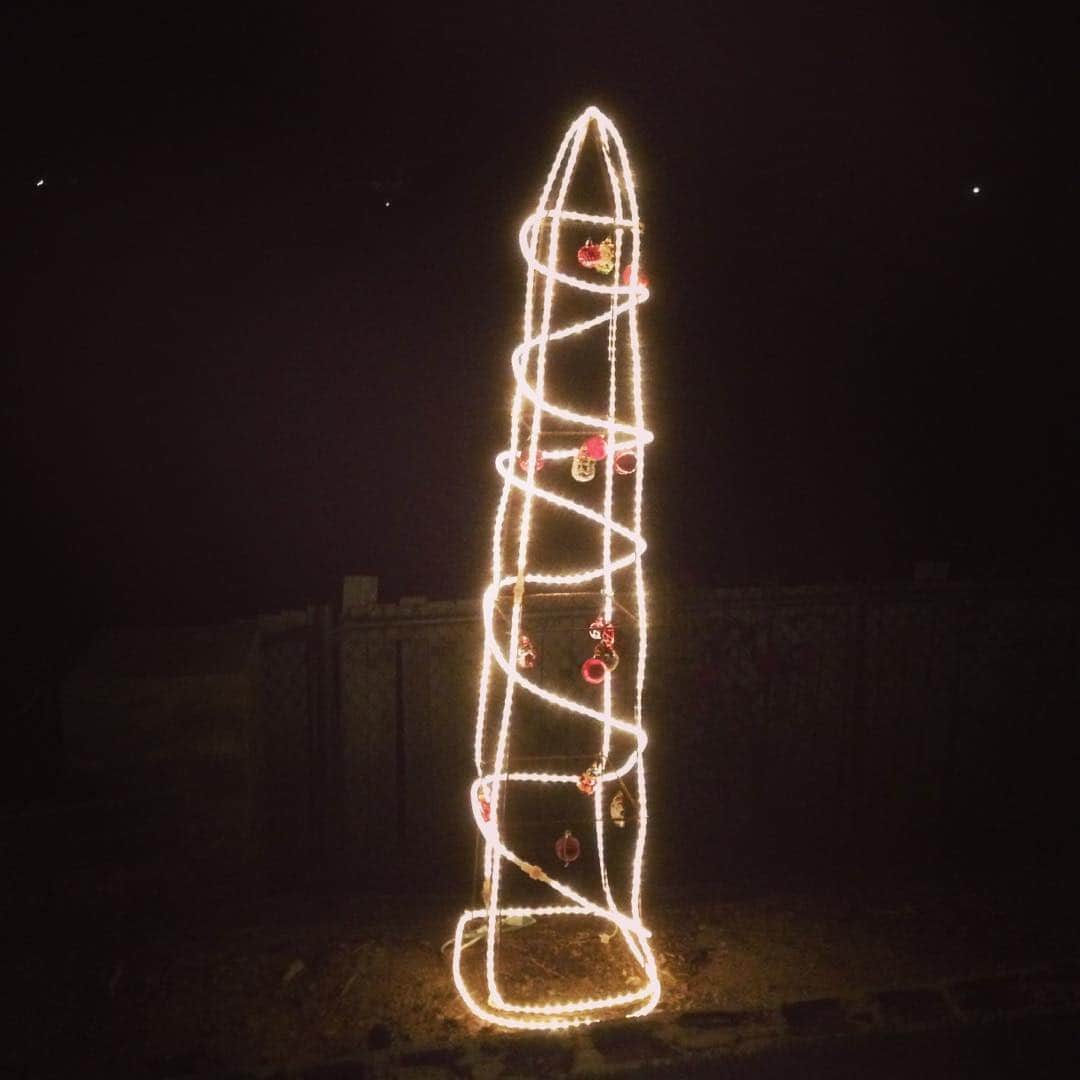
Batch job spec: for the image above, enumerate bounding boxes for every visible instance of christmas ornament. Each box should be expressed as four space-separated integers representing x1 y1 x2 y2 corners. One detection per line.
582 618 619 683
620 264 650 288
614 449 638 475
577 236 616 274
581 656 607 684
518 450 545 473
609 790 626 827
517 634 538 670
478 785 492 823
571 451 596 482
555 829 581 866
582 434 607 461
577 761 602 795
587 617 616 650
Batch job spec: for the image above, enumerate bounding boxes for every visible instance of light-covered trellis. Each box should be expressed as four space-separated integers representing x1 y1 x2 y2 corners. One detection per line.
452 106 658 1030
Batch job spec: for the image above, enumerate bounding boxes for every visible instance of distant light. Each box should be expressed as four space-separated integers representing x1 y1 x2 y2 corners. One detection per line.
971 185 981 195
35 178 45 188
385 200 391 207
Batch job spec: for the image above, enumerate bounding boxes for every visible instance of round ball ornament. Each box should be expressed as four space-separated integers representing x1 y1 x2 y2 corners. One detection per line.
577 237 616 275
614 450 638 475
555 829 581 866
581 655 608 684
582 434 607 461
620 264 650 288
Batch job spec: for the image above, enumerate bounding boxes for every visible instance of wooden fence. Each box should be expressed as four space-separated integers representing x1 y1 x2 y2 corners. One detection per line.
254 581 1080 889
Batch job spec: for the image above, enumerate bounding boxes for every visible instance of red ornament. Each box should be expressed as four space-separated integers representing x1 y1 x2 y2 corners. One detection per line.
577 762 601 795
577 237 615 274
620 264 650 288
478 786 491 823
582 435 607 462
583 618 618 683
581 656 608 684
555 829 581 866
587 617 616 649
614 450 637 475
517 450 544 473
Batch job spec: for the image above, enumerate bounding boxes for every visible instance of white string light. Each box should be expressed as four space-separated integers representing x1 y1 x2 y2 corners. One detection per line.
453 105 658 1030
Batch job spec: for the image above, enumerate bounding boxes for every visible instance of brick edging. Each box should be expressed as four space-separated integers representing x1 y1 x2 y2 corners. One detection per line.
394 963 1079 1077
222 961 1080 1078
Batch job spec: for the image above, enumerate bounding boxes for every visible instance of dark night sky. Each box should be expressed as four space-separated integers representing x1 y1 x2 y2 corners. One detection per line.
4 3 1074 652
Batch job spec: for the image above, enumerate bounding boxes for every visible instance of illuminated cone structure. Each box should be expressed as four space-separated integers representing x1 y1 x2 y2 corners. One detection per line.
452 107 658 1030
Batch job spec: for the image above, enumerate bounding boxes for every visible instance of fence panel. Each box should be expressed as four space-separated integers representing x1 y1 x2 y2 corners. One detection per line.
257 628 312 870
856 598 955 854
339 631 398 873
259 583 1079 883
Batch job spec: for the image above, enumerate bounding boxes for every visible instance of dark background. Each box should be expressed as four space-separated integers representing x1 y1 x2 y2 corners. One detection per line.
4 2 1074 652
3 11 1079 1070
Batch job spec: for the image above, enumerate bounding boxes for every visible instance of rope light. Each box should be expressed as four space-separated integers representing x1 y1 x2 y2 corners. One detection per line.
453 105 658 1031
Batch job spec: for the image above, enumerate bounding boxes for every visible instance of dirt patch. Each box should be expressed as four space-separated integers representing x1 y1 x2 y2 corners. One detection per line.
11 873 1079 1075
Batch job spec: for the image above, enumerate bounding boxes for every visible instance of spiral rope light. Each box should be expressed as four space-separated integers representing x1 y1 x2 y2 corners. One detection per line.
452 106 658 1031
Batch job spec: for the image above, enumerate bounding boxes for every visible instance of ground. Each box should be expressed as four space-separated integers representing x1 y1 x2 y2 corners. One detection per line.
9 865 1079 1076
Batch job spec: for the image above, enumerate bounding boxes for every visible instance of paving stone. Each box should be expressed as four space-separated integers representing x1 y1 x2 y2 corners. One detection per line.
495 1034 575 1077
151 1050 226 1075
1025 965 1080 1010
1045 960 1080 979
366 1022 393 1051
949 975 1030 1016
782 997 874 1037
677 1008 773 1031
397 1045 467 1074
588 1020 677 1065
298 1063 367 1078
874 987 955 1027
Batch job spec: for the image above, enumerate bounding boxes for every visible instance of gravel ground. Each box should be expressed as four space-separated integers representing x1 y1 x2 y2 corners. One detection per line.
8 868 1078 1076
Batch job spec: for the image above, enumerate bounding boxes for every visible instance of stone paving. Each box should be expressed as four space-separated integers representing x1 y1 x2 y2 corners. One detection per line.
231 960 1079 1078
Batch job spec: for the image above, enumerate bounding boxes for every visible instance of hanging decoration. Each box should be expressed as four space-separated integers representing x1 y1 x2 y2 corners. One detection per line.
577 236 616 274
614 449 638 475
610 790 627 828
452 105 658 1032
517 633 539 670
518 450 545 473
581 655 608 684
582 434 607 461
571 450 596 482
555 829 581 866
577 761 602 795
582 616 619 682
588 617 616 650
620 264 650 288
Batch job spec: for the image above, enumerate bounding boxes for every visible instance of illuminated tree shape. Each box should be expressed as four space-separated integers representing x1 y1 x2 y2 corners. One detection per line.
452 106 658 1030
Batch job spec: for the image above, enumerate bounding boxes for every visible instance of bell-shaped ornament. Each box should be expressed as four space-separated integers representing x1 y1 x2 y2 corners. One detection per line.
571 451 596 482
